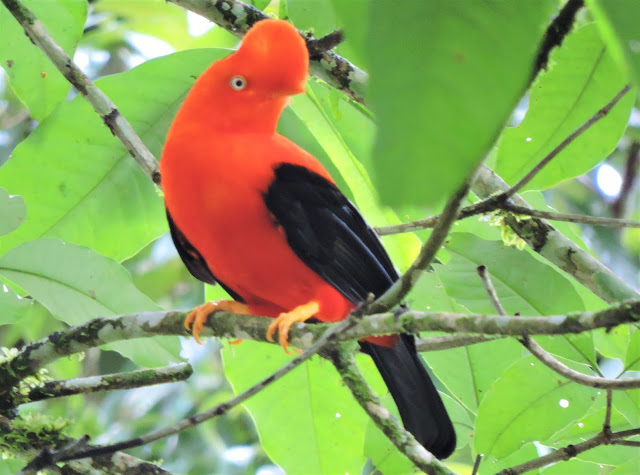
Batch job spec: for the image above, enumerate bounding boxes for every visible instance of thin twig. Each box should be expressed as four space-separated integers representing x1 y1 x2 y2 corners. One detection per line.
604 389 613 433
415 334 500 352
476 266 506 315
49 316 358 466
498 428 640 474
520 336 640 389
471 454 483 475
0 0 161 184
611 141 640 218
503 84 632 199
325 345 453 475
500 203 640 228
611 440 640 447
367 183 471 314
20 364 192 405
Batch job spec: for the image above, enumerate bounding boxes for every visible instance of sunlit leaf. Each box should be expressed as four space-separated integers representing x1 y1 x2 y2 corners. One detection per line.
475 356 597 459
0 0 87 119
0 239 180 366
0 188 25 237
0 49 228 262
587 0 640 94
368 0 554 206
495 24 634 190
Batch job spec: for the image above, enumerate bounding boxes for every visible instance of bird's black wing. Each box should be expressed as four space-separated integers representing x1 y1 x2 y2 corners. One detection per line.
166 209 245 302
264 163 456 458
264 163 398 305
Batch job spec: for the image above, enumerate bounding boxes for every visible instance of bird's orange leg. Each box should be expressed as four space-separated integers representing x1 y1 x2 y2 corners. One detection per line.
266 301 319 354
185 300 249 344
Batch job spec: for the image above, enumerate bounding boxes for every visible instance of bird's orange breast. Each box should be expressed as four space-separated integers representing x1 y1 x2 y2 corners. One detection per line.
161 129 353 322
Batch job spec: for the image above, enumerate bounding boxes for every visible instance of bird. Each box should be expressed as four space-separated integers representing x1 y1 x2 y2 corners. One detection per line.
160 18 456 459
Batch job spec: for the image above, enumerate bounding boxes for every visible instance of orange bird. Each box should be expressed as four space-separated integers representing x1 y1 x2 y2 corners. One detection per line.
161 19 455 458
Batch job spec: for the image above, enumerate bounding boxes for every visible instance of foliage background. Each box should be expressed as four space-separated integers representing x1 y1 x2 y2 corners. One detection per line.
0 0 640 473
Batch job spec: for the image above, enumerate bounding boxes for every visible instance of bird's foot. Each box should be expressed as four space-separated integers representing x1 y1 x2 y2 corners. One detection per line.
185 300 249 344
267 301 319 354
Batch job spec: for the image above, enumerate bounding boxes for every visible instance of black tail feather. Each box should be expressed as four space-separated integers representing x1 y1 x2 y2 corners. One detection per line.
360 335 456 459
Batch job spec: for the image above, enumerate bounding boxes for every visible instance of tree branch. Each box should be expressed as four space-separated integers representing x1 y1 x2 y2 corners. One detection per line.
43 315 360 467
499 203 640 228
415 334 500 352
533 0 584 74
167 0 367 104
0 0 161 184
477 265 506 315
498 428 640 474
18 363 192 405
471 165 640 303
324 344 453 475
3 300 640 401
520 336 640 389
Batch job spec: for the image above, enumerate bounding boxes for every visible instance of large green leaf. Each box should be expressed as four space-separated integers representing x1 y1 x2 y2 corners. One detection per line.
0 49 228 262
0 188 25 237
474 356 597 460
494 24 634 190
0 282 50 326
288 80 420 270
0 0 87 119
441 233 596 367
587 0 640 94
222 341 378 474
0 239 179 367
368 0 553 206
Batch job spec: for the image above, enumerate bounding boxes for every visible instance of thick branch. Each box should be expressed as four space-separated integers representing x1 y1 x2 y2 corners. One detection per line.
19 363 192 405
0 0 161 184
472 166 640 303
168 0 367 104
50 316 358 466
533 0 584 74
3 300 640 399
325 345 453 475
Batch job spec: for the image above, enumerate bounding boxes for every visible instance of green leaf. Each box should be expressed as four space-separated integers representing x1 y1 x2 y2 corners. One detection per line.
288 81 421 270
474 356 597 460
494 24 634 190
222 341 373 474
0 0 87 119
0 239 179 367
541 459 606 474
364 392 471 472
625 329 640 371
424 336 523 414
0 188 25 237
0 283 50 326
0 49 228 262
368 0 554 206
587 0 640 94
610 455 640 474
440 233 596 367
442 232 586 315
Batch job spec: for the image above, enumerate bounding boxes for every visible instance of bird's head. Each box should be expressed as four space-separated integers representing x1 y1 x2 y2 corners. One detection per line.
184 19 309 133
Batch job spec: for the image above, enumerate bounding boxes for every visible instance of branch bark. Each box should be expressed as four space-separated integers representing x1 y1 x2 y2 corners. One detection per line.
325 344 453 475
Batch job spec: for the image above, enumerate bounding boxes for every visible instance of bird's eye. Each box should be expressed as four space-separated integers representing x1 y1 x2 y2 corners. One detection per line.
230 76 246 91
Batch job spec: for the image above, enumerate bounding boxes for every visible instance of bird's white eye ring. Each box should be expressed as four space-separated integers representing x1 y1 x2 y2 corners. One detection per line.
230 76 246 91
